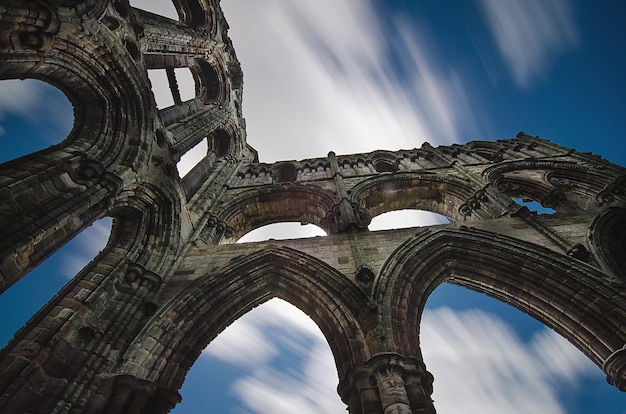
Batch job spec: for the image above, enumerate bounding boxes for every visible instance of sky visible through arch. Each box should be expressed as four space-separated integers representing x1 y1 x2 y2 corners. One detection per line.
0 0 625 413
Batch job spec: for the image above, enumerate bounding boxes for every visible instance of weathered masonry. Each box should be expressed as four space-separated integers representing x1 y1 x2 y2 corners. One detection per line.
0 1 625 413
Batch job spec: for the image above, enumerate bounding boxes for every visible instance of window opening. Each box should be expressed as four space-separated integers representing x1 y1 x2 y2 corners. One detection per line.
149 68 197 109
175 68 196 102
513 198 556 215
368 209 450 231
237 222 326 243
0 79 73 163
171 298 344 413
128 0 178 20
0 217 112 348
148 69 174 109
177 137 208 177
422 284 618 413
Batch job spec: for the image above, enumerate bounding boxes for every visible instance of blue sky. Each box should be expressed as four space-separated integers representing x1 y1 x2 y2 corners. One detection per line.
1 0 626 412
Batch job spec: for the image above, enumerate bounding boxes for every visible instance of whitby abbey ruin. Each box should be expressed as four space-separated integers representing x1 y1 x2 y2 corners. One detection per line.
0 1 625 413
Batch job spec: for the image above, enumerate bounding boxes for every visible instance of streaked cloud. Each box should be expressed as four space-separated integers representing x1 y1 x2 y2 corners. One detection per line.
60 218 112 278
202 300 599 414
479 0 579 88
202 299 346 413
0 79 74 151
222 0 482 162
421 307 598 414
0 79 42 119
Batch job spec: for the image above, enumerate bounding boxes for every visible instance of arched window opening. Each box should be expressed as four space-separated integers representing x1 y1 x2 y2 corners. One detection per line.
369 209 450 231
209 128 231 157
237 222 326 243
0 79 73 164
373 159 397 173
422 284 621 413
196 60 222 102
274 162 298 183
128 0 178 20
177 137 208 177
513 198 556 215
0 217 112 348
148 68 196 109
171 298 344 413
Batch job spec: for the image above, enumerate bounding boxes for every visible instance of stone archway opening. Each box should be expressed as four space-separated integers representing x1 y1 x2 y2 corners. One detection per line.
420 283 614 414
237 222 326 243
513 197 556 215
0 79 73 163
177 137 208 177
170 298 345 413
368 209 450 231
0 217 112 348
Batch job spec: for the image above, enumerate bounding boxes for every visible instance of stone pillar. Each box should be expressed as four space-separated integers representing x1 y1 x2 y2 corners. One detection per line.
86 375 180 414
338 353 436 414
604 346 626 391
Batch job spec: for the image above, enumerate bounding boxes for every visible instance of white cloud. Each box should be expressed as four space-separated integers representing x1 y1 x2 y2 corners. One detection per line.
60 217 112 278
201 300 599 414
221 0 482 163
0 79 46 119
479 0 579 88
0 79 73 148
203 298 344 413
202 317 278 368
421 307 598 414
231 338 344 414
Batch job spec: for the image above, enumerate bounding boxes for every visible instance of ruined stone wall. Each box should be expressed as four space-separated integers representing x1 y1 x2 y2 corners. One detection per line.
0 1 625 413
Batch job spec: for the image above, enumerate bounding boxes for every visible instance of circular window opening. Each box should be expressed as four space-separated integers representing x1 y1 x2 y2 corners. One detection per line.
373 160 397 173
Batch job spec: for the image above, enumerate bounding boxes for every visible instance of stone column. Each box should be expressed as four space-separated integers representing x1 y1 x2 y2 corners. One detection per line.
338 353 436 414
604 345 626 391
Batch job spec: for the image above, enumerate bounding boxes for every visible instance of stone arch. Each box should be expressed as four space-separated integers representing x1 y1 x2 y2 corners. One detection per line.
193 58 229 103
0 21 155 168
350 172 494 222
207 126 233 157
172 0 216 34
119 246 373 397
588 207 626 283
484 160 616 211
219 185 338 241
110 183 181 272
467 141 505 162
374 227 626 384
369 150 399 173
273 162 298 183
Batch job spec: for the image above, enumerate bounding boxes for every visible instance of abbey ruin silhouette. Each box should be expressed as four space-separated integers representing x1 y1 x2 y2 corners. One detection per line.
0 1 625 413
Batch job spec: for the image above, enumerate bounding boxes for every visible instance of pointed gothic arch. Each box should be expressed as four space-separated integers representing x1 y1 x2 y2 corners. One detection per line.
218 185 338 241
374 227 626 388
350 172 498 222
484 160 620 211
117 247 374 401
